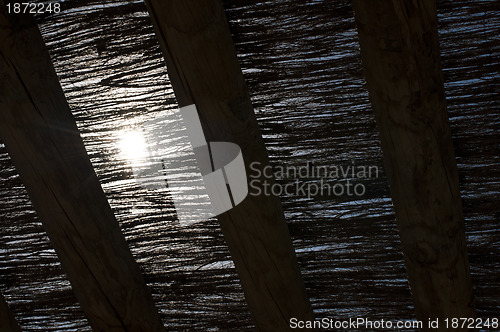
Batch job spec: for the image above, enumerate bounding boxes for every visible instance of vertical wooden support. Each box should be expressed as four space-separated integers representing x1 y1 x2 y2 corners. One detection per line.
352 0 475 326
143 0 314 330
0 292 21 332
0 5 165 331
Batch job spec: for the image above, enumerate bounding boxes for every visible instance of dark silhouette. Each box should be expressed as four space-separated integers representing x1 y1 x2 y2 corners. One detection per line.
0 292 20 332
143 0 315 330
0 6 164 331
352 0 476 326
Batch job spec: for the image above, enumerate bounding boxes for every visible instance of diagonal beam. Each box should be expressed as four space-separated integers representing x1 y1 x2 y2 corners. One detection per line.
352 0 475 325
0 5 165 331
143 0 314 330
0 291 21 332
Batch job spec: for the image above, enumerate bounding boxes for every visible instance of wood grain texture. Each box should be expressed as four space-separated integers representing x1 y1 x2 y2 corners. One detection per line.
0 292 21 332
0 5 165 331
143 0 314 330
352 0 475 327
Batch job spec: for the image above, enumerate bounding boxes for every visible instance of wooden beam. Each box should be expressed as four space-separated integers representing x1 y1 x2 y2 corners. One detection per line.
0 5 165 331
143 0 314 330
0 291 21 332
351 0 475 325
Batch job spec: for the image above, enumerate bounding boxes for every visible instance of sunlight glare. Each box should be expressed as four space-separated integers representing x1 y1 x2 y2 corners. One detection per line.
119 130 149 162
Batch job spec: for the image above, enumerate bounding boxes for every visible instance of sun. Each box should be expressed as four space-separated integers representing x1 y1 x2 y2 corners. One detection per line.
119 130 149 162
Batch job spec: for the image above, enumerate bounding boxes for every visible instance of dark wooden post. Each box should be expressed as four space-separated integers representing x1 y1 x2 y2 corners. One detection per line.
351 0 475 326
0 292 21 332
144 0 314 330
0 5 165 331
